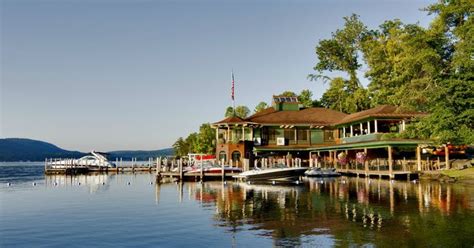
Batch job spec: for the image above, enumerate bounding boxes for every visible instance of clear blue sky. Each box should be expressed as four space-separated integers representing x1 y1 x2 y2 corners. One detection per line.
1 0 434 152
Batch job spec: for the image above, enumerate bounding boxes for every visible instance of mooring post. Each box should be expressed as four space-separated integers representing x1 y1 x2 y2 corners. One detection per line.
179 158 183 182
200 157 204 182
221 160 225 181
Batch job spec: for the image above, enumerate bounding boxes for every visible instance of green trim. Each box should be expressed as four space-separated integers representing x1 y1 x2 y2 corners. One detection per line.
309 139 432 152
253 139 432 153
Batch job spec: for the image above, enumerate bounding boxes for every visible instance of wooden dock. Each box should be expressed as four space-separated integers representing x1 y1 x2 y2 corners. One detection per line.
337 169 418 180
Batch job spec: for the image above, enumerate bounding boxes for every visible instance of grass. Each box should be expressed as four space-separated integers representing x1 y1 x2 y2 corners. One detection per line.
441 167 474 180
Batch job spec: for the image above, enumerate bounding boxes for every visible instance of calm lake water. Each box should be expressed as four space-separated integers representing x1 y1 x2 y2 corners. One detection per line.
1 162 474 247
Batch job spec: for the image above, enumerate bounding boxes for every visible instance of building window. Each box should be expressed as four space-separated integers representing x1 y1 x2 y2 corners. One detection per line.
231 151 241 162
324 130 334 142
284 129 295 140
219 151 226 161
297 129 308 141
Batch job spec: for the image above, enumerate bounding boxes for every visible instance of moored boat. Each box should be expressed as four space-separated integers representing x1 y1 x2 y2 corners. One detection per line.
48 151 116 169
304 167 340 177
233 164 308 181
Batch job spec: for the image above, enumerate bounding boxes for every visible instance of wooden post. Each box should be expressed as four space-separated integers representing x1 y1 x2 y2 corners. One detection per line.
364 148 369 176
350 125 353 137
367 121 371 134
388 146 393 179
416 146 422 171
374 119 378 133
445 145 450 169
221 160 225 180
437 157 441 170
200 157 204 182
179 158 183 181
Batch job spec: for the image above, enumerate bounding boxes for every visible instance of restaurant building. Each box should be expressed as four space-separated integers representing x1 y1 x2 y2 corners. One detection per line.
212 95 431 176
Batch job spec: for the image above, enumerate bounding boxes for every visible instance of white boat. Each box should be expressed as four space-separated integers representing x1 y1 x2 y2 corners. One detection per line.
233 164 308 181
304 167 340 177
49 151 116 169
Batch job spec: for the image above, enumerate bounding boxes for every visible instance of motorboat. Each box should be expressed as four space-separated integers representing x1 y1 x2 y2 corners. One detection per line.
186 162 242 174
233 164 308 182
304 167 340 177
48 151 116 169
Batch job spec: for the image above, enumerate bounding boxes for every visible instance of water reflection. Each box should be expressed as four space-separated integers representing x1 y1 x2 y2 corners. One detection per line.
45 174 112 193
159 178 474 247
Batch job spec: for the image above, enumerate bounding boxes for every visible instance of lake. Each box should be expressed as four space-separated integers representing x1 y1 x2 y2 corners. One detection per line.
1 162 474 247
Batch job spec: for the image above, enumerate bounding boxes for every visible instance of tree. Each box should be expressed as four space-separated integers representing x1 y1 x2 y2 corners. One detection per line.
280 91 297 97
310 14 370 113
254 102 269 113
172 137 188 157
361 20 444 111
195 123 216 154
185 133 199 153
224 106 234 117
297 89 313 108
235 106 250 118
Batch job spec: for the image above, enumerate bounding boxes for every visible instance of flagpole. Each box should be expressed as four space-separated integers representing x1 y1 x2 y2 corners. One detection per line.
232 70 236 117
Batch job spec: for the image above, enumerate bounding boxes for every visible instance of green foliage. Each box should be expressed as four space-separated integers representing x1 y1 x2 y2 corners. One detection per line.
280 91 297 97
254 101 269 113
311 14 370 113
297 89 313 107
224 106 234 117
173 123 217 156
225 105 250 118
235 106 250 118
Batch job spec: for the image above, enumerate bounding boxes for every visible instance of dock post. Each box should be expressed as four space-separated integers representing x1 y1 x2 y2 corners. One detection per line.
364 148 369 177
388 146 393 179
416 146 422 171
200 157 204 182
221 160 225 181
179 158 183 182
445 145 450 169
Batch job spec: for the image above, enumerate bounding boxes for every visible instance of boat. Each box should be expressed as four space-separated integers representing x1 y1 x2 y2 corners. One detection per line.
186 162 242 174
48 151 116 169
304 167 341 177
233 164 308 182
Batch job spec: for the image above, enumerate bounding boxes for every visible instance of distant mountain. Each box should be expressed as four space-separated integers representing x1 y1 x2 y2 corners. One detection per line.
0 138 174 162
0 138 85 162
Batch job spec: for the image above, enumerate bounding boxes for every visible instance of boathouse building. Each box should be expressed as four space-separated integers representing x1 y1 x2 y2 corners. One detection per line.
212 96 433 178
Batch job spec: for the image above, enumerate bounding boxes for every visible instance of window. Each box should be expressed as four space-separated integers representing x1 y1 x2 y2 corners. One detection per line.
297 129 308 140
231 151 241 162
219 151 226 161
324 130 334 142
284 129 295 140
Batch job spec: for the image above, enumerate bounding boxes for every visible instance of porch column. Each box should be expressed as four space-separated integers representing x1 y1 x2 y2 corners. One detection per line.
445 145 450 169
350 125 353 137
242 126 245 141
402 120 406 132
227 126 231 143
388 146 393 179
374 120 378 133
364 148 369 176
215 128 219 143
416 146 422 171
360 123 363 135
343 127 346 138
250 127 254 140
367 121 371 134
333 150 337 168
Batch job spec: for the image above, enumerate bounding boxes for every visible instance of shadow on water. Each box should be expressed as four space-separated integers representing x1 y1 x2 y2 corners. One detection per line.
169 177 474 247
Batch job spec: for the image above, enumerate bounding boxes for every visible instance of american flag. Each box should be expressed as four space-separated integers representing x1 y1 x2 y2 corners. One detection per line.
231 71 235 100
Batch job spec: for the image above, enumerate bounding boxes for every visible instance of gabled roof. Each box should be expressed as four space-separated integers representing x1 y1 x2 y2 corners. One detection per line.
213 116 248 125
335 105 427 125
246 107 347 125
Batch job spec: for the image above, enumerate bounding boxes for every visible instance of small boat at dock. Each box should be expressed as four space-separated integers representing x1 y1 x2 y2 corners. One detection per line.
304 167 341 177
233 164 308 182
48 151 116 169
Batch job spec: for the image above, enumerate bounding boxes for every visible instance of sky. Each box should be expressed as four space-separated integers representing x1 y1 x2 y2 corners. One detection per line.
1 0 435 152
